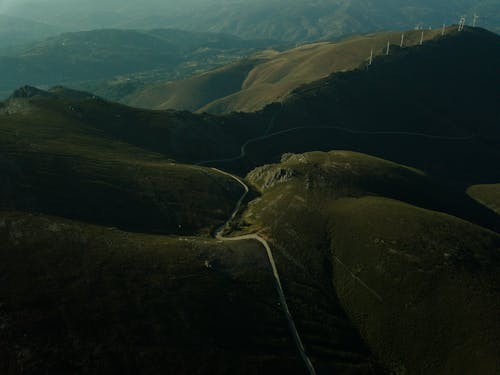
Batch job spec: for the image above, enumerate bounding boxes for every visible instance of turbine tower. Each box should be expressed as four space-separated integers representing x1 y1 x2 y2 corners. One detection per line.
473 14 479 27
386 40 390 55
369 48 374 65
442 23 446 36
458 17 466 31
420 31 424 45
400 33 405 47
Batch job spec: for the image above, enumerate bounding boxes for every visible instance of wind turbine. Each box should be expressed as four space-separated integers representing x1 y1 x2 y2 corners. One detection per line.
473 14 479 27
458 17 466 31
420 31 424 45
386 40 390 55
369 48 374 65
400 33 405 48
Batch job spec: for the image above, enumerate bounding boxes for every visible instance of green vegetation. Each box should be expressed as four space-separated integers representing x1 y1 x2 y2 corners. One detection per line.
241 150 500 374
468 184 500 215
0 93 248 234
0 28 278 102
0 211 304 374
130 28 444 113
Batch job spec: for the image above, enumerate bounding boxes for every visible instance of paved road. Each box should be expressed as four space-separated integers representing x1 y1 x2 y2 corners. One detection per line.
211 167 317 375
197 124 476 166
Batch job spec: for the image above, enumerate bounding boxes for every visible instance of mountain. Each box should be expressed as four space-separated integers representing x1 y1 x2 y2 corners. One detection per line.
3 0 499 41
0 28 278 101
1 27 499 374
126 28 446 113
0 14 61 49
243 150 500 374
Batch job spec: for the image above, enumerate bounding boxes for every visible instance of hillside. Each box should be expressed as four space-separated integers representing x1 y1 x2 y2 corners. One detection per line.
1 26 499 375
198 28 500 184
127 29 445 112
468 184 500 215
242 150 500 374
0 14 61 49
0 90 247 235
0 211 308 374
0 28 277 102
4 0 499 41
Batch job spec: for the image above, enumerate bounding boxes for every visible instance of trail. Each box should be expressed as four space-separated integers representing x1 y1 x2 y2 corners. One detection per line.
196 124 476 166
211 167 317 375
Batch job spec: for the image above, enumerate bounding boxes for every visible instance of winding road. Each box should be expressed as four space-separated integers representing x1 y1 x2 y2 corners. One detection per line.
197 124 476 166
211 167 317 375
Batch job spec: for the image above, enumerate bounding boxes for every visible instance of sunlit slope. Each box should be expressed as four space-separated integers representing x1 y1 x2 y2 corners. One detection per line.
0 211 304 374
242 150 500 374
468 184 500 215
128 28 444 113
126 59 259 111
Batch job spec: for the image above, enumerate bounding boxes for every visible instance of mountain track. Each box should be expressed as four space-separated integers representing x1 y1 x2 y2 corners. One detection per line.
210 167 317 375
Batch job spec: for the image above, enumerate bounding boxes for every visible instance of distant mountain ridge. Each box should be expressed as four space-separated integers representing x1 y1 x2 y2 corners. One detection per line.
3 0 499 41
0 28 279 101
125 28 447 113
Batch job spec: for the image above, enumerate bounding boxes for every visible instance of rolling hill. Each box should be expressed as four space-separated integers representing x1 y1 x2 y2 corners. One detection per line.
0 26 499 375
0 28 278 102
127 28 446 113
3 0 499 41
242 150 500 374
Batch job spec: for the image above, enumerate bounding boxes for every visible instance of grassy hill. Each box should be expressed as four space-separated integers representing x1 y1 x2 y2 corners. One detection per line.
127 28 445 113
0 14 61 50
241 150 500 374
4 0 499 41
202 28 500 184
1 26 499 375
468 184 500 215
0 90 249 235
0 211 308 374
0 28 277 102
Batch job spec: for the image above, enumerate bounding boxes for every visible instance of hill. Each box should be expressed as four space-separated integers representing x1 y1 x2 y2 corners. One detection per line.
3 0 499 41
241 150 500 374
127 28 446 113
0 90 248 235
197 28 500 185
0 28 278 102
0 14 61 50
0 211 309 374
1 27 499 375
468 184 500 215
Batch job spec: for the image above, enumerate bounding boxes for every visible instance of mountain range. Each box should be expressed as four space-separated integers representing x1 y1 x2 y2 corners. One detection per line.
2 0 499 41
0 26 499 374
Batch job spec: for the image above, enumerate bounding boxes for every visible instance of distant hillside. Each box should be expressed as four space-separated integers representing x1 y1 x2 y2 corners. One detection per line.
0 14 61 49
0 28 278 101
2 29 499 185
4 0 499 41
127 28 446 113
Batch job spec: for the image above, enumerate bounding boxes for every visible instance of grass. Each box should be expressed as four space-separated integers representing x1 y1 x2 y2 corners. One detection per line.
129 28 446 114
240 150 500 374
0 211 304 374
0 97 248 234
468 184 500 215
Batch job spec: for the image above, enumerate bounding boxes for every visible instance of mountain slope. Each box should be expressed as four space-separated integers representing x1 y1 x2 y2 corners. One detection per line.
0 28 277 101
127 28 445 113
201 28 500 184
4 0 499 41
242 150 500 374
0 211 307 374
0 91 247 235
